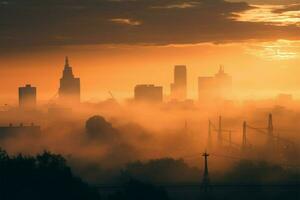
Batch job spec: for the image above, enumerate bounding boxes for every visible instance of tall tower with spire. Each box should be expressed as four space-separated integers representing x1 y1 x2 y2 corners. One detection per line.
59 57 80 104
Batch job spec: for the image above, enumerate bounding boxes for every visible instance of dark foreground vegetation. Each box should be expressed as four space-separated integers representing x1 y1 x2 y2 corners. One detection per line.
109 158 299 200
108 179 169 200
0 149 170 200
0 147 299 200
0 149 101 200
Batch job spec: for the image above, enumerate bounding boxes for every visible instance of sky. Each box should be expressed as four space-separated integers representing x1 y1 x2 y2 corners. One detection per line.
1 0 300 104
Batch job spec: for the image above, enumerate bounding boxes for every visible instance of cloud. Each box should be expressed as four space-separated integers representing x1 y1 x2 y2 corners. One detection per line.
110 18 142 26
1 0 300 52
273 3 300 13
228 0 300 4
245 40 300 61
234 4 300 26
150 2 199 9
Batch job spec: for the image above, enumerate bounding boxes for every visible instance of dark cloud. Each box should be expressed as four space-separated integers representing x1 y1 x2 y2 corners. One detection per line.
1 0 300 52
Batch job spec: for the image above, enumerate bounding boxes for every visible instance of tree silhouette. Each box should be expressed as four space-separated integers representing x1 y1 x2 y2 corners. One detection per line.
108 179 169 200
0 149 101 200
86 115 118 141
120 158 201 183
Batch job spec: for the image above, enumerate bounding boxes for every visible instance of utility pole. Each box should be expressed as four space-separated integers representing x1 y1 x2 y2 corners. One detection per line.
268 114 273 137
242 121 247 151
201 151 210 192
229 131 232 148
276 132 280 154
218 116 222 146
185 120 188 134
108 91 115 100
268 114 274 150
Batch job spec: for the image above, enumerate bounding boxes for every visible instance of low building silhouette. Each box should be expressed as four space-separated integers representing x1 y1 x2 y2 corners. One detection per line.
134 84 163 103
0 123 41 139
19 84 37 109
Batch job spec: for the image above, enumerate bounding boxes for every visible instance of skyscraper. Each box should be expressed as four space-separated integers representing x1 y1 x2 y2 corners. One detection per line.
134 84 163 103
214 65 232 98
198 66 232 101
170 65 187 101
59 57 80 104
19 84 37 109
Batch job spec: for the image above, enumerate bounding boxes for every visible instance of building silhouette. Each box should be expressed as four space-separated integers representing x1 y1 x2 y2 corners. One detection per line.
214 65 232 97
0 123 41 139
19 84 36 109
198 66 232 101
171 65 187 101
134 84 163 103
59 57 80 104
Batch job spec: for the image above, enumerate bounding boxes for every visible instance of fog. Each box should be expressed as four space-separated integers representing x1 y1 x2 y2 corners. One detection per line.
0 98 299 184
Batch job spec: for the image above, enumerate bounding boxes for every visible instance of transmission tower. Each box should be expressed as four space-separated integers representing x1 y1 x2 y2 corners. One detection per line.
218 116 222 146
242 121 247 151
229 131 232 147
207 120 212 150
267 113 274 150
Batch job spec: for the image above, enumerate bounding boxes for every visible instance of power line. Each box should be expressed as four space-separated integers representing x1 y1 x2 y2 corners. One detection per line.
95 183 300 189
181 152 300 169
210 153 243 160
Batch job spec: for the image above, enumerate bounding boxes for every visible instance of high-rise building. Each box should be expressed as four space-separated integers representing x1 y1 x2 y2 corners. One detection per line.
214 65 232 98
59 57 80 104
198 66 232 101
19 84 36 109
134 84 163 103
171 65 187 101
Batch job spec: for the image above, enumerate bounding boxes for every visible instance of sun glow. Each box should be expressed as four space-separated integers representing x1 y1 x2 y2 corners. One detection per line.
234 4 300 26
245 40 300 61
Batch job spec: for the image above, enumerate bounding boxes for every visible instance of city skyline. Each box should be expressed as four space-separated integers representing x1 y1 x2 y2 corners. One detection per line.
0 1 300 199
2 57 299 105
14 59 234 105
1 1 300 104
2 44 300 103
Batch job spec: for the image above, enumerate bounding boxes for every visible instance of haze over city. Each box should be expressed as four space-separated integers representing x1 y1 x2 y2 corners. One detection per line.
0 1 299 200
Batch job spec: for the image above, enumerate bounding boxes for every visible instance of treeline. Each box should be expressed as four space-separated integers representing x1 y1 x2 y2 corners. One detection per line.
0 149 100 200
74 156 300 200
0 149 171 200
0 147 299 200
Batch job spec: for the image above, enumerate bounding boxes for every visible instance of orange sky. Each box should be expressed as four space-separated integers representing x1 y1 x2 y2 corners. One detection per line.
1 40 300 105
1 1 300 105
